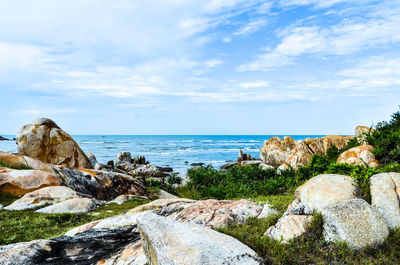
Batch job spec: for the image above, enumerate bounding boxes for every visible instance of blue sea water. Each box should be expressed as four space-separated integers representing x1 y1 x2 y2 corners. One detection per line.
0 135 323 173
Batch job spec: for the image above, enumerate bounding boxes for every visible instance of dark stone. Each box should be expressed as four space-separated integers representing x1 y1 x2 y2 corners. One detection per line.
220 163 236 171
190 163 205 167
106 160 114 167
0 227 140 265
0 136 8 141
156 166 173 172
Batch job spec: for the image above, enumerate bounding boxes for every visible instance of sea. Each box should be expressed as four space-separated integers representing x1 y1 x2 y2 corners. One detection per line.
0 135 323 174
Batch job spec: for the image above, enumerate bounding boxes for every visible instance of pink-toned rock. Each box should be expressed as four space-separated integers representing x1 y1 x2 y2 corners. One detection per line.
337 145 379 168
0 167 61 196
16 118 92 169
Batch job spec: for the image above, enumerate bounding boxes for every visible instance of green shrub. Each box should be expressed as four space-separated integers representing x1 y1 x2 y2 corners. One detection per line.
326 137 360 163
367 108 400 164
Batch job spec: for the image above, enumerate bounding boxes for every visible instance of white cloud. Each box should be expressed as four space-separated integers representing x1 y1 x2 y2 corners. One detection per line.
222 37 232 42
0 41 49 71
239 81 269 88
238 5 400 71
280 0 351 8
204 59 224 68
233 18 268 35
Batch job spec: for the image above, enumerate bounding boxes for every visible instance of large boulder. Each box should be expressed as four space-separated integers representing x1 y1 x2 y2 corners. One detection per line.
370 173 400 229
4 186 83 210
265 174 358 242
0 167 61 196
260 135 354 169
337 145 379 168
321 199 389 249
292 174 357 213
16 118 92 168
137 212 263 265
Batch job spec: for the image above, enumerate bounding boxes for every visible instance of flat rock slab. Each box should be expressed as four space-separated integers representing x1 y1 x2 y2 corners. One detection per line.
5 186 81 210
36 197 99 214
337 145 379 168
370 172 400 229
137 212 263 265
321 199 389 250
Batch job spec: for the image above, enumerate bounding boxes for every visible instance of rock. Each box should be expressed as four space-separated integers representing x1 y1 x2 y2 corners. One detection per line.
97 241 148 265
0 204 3 209
137 212 263 265
292 174 357 214
36 197 100 213
321 199 389 249
356 125 374 144
264 213 313 242
5 186 82 210
238 149 244 163
241 160 262 166
156 166 173 172
220 163 236 171
0 152 146 200
0 167 61 196
370 172 400 229
158 189 178 199
116 152 132 166
16 118 92 169
260 135 354 169
106 160 114 167
277 163 290 174
129 198 277 229
259 163 274 170
0 136 8 141
0 226 140 264
108 194 140 205
190 162 204 167
87 153 98 168
337 145 379 168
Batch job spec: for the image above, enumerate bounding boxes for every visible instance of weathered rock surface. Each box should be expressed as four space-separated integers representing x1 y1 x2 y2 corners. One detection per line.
264 213 313 242
260 135 354 168
5 186 82 210
108 194 142 205
321 199 389 249
36 197 100 214
16 118 92 168
370 172 400 229
0 151 146 200
0 226 140 265
137 212 263 265
87 153 98 168
0 136 8 141
98 240 148 265
337 145 379 168
259 162 274 170
158 189 178 199
0 167 61 196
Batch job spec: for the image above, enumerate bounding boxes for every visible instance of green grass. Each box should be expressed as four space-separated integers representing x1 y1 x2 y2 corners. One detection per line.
0 198 149 245
250 194 294 213
0 161 31 170
218 214 400 264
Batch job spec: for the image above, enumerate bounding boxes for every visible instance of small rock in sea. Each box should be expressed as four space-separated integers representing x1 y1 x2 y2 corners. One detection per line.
0 136 9 141
106 160 114 167
184 161 188 164
190 162 204 167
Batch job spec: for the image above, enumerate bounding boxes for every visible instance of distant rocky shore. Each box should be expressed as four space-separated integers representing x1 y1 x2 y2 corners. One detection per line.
0 118 397 264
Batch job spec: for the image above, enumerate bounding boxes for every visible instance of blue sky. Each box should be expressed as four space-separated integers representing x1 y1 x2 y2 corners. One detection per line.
1 0 399 135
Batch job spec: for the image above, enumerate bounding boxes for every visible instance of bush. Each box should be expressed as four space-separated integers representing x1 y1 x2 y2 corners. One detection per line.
367 108 400 164
326 137 360 163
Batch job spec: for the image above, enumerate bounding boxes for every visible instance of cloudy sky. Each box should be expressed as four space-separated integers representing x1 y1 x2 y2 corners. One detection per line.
1 0 399 135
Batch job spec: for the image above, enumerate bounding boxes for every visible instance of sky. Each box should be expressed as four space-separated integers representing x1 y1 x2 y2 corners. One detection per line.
1 0 400 135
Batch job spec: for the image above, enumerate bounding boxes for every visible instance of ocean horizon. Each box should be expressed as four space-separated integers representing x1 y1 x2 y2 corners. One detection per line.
0 135 325 173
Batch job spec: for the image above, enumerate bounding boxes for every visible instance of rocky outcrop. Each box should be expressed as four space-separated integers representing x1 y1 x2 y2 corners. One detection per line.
321 199 389 249
137 212 263 265
370 173 400 229
36 198 101 214
16 118 92 168
5 186 84 210
0 167 61 196
0 151 146 200
0 136 8 141
260 135 354 169
337 145 379 168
